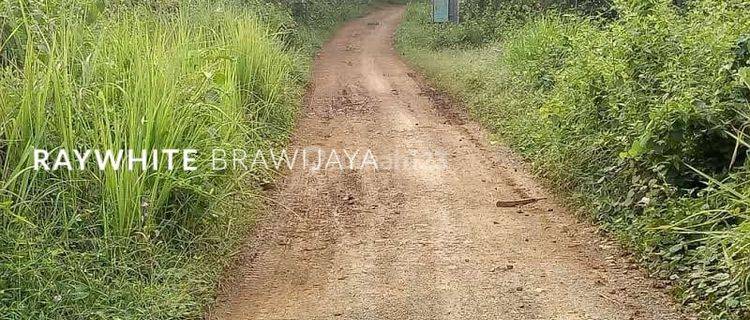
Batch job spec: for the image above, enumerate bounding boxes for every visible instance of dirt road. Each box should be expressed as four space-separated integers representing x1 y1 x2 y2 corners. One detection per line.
211 6 689 320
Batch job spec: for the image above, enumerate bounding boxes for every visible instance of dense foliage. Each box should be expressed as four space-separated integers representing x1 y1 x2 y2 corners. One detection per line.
0 0 369 318
396 0 750 318
411 0 611 47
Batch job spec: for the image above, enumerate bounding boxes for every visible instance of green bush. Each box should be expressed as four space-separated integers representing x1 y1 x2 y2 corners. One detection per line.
397 0 613 48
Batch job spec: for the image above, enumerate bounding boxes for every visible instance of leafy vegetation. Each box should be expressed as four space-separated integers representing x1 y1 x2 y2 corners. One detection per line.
396 0 750 318
0 0 370 318
405 0 611 47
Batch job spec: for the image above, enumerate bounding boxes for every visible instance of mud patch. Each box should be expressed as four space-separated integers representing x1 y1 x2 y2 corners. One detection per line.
407 71 466 126
318 84 374 119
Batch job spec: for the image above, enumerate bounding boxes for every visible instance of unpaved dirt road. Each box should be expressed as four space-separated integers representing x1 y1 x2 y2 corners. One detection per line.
211 6 690 320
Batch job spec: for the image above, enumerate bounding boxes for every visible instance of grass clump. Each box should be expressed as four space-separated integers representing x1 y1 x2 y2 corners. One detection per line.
397 0 750 318
0 0 371 318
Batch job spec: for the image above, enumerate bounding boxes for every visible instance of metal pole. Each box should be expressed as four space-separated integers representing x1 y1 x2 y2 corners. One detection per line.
448 0 459 23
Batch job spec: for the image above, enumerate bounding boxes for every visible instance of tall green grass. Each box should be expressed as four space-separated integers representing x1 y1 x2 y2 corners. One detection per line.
0 0 371 317
1 2 294 236
397 0 750 318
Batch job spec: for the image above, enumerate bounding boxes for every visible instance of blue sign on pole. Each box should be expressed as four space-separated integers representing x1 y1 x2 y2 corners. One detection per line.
432 0 449 22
